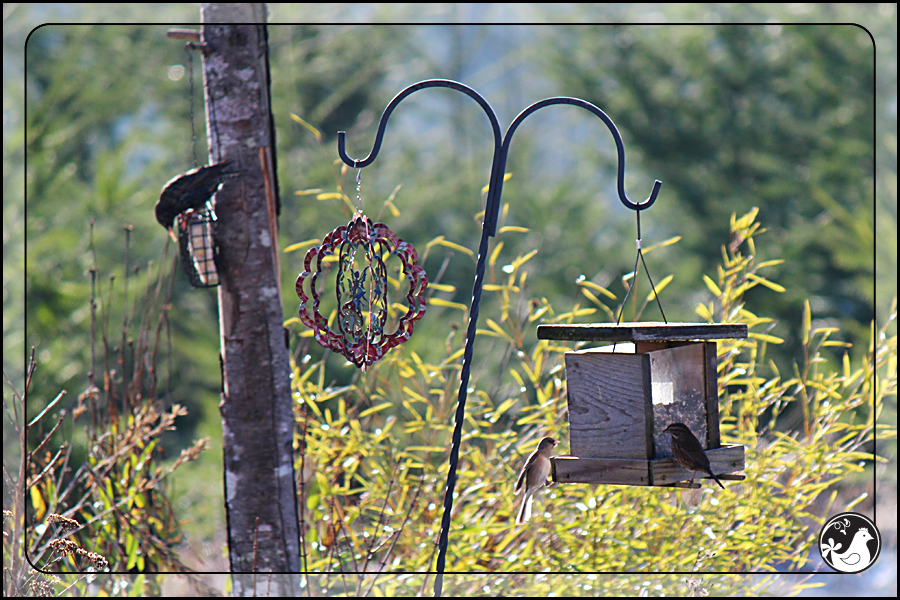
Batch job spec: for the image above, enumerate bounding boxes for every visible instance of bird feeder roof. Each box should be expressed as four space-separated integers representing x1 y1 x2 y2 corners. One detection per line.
537 322 747 342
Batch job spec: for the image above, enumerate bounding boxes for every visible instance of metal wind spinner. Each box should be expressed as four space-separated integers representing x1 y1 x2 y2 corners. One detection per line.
295 192 427 369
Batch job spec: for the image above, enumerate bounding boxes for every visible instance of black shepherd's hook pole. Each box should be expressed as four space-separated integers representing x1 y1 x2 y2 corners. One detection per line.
337 79 661 597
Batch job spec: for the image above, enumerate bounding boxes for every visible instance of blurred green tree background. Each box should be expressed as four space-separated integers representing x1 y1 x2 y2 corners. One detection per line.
4 2 894 588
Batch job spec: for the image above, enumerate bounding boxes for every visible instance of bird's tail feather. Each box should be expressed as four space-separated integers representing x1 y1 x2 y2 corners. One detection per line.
516 493 533 524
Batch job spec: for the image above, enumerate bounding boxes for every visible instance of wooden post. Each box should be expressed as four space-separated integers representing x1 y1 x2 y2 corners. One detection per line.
199 5 301 594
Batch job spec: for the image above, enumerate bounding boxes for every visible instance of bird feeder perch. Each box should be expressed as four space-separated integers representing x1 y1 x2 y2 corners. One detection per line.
537 322 748 488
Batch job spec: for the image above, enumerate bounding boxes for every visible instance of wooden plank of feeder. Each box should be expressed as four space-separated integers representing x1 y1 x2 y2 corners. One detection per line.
564 352 653 460
552 456 653 485
651 444 746 487
704 341 721 447
537 322 748 342
552 445 745 486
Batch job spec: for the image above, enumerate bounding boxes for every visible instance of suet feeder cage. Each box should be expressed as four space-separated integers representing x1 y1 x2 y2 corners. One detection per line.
537 322 748 488
177 205 220 288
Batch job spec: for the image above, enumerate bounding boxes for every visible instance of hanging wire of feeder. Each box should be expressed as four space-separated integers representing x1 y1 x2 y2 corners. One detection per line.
608 207 669 353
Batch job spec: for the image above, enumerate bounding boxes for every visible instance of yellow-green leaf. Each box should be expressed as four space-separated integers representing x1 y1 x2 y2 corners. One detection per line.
803 299 812 344
283 239 320 253
732 207 759 231
359 402 393 418
641 236 681 254
747 273 786 293
489 241 505 268
428 283 456 292
316 192 345 201
486 319 514 343
290 113 322 141
580 287 603 307
433 238 474 258
384 200 401 217
510 249 538 270
484 284 518 292
578 279 617 300
644 274 673 302
481 172 513 194
429 298 468 311
703 275 722 297
491 397 518 421
756 259 785 269
748 332 784 344
695 303 714 322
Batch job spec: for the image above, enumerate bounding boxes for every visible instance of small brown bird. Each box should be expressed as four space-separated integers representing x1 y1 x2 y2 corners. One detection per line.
662 423 725 489
514 436 558 523
155 160 235 241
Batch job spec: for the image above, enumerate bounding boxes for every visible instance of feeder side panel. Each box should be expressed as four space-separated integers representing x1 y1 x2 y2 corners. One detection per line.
649 343 708 457
564 352 651 459
705 341 721 448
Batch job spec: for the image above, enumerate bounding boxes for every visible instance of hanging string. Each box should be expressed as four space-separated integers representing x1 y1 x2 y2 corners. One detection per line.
611 208 667 354
186 47 198 168
207 79 224 164
615 208 667 326
185 42 224 165
184 45 223 218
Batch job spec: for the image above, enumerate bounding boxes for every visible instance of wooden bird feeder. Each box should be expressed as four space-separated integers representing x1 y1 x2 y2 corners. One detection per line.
537 322 748 488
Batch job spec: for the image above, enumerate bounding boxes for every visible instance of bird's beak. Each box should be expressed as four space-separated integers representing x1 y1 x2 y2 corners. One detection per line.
167 226 177 242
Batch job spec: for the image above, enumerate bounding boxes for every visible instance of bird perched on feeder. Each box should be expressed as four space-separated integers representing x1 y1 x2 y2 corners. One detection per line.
662 423 725 489
155 160 235 241
514 436 558 524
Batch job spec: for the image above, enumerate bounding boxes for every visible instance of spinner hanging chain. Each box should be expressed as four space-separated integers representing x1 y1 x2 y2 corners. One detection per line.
295 170 427 369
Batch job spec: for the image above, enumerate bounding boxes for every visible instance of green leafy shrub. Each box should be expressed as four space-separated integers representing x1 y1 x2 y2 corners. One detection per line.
286 208 894 596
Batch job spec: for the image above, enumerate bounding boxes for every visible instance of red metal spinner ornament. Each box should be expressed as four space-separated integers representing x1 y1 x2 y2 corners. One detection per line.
296 211 427 369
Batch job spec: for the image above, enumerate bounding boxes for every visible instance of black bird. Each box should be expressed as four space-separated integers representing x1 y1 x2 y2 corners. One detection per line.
155 161 235 240
662 422 726 489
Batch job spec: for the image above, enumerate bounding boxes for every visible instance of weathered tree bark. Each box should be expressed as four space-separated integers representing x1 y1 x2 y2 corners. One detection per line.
200 5 301 595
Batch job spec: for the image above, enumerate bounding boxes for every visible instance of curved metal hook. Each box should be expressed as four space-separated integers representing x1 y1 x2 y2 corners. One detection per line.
491 97 661 226
337 79 503 169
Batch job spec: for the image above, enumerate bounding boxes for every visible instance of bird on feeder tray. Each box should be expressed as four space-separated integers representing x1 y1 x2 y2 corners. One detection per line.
662 423 725 489
514 436 559 524
155 160 235 241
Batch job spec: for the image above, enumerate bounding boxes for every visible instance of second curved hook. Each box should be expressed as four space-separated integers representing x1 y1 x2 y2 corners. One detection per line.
484 96 662 231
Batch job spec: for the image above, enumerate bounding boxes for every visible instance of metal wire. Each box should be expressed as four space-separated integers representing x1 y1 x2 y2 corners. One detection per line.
616 208 668 327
